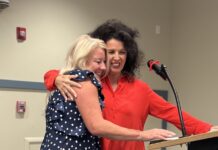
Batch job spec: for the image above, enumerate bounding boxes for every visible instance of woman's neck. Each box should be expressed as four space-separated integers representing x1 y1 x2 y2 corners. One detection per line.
108 73 121 91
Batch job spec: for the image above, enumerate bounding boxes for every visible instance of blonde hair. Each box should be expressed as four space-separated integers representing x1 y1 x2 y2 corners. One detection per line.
60 35 108 77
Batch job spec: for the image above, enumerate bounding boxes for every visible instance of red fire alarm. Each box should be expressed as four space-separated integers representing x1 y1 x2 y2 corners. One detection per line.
16 100 26 113
16 27 26 41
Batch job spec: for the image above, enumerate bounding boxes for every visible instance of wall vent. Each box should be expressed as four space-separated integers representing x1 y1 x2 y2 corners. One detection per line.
0 0 10 9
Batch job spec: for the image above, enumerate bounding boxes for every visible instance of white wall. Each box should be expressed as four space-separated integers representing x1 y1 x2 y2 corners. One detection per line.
0 0 170 82
0 0 171 149
167 0 218 149
0 89 47 150
170 0 218 129
2 0 217 150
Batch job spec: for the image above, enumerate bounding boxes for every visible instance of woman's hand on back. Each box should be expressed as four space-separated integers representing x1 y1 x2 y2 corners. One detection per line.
55 74 82 100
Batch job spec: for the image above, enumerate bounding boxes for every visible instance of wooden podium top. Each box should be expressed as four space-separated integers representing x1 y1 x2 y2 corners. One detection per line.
148 131 218 150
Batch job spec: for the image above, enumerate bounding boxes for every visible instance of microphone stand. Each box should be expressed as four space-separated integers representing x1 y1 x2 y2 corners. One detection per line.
160 64 187 137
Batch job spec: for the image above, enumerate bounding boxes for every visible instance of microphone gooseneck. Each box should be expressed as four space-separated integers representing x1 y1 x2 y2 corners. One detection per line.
147 59 187 137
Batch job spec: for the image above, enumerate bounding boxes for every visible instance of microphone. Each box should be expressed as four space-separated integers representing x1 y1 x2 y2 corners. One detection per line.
147 59 187 137
147 59 167 80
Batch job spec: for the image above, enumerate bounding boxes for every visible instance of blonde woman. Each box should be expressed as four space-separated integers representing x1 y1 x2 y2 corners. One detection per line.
40 35 175 150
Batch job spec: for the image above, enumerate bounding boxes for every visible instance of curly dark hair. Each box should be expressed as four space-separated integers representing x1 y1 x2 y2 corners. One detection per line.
89 19 143 79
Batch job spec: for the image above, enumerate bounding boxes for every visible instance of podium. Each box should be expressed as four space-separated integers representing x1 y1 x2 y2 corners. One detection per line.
148 131 218 150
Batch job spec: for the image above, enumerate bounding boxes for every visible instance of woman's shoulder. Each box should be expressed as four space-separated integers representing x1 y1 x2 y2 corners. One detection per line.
129 78 150 89
64 69 93 80
132 78 151 88
65 69 101 88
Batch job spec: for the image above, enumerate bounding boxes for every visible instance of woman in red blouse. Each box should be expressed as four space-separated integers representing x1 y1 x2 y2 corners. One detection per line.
44 19 218 150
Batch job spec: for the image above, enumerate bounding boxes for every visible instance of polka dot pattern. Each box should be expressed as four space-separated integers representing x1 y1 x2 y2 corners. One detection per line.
41 69 104 150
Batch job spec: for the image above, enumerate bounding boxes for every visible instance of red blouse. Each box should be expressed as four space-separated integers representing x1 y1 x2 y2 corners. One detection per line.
44 70 212 150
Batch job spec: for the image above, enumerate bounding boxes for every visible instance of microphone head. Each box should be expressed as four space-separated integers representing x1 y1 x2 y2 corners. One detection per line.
147 59 167 80
147 59 161 71
147 59 153 68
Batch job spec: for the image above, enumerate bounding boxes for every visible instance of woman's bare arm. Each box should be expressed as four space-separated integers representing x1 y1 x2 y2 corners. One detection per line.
74 81 176 141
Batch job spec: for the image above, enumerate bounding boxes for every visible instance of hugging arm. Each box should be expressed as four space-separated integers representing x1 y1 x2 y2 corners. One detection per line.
74 80 176 141
44 69 81 100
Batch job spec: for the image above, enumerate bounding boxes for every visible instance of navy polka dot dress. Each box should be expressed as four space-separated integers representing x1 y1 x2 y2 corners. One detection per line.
40 69 104 150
